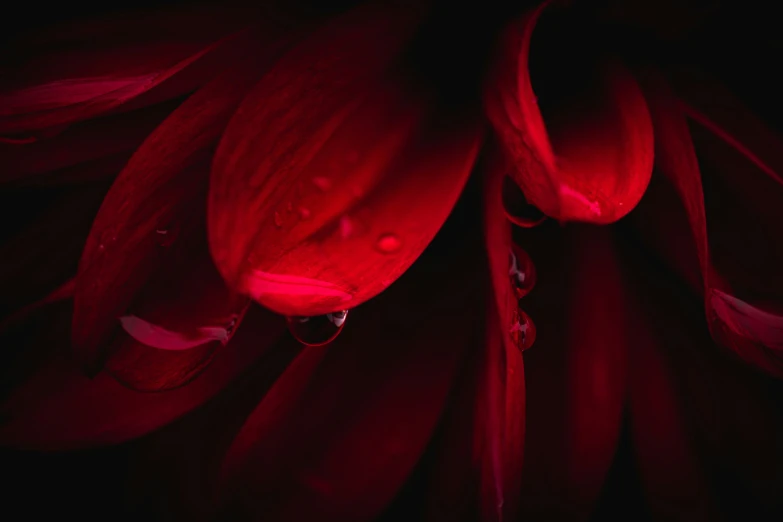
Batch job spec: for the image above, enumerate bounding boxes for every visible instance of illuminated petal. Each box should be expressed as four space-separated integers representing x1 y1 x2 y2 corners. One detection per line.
209 2 481 317
485 0 654 224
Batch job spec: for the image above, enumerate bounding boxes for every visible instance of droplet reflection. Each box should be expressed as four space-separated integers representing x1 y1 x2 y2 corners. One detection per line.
508 246 536 299
287 310 348 347
509 307 536 352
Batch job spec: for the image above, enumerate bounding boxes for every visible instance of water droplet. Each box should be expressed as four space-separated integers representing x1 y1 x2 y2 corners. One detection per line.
508 246 536 299
502 176 547 228
273 211 283 228
375 233 402 254
339 216 354 238
287 310 348 347
509 307 536 352
298 207 311 220
286 201 293 212
155 226 179 248
312 177 332 191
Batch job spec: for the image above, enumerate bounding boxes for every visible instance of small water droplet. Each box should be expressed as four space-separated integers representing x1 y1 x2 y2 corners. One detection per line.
508 246 536 299
509 307 536 352
312 177 331 191
502 175 547 228
375 233 402 254
156 226 179 248
273 211 283 228
286 201 293 212
339 216 353 238
287 310 348 347
298 207 311 220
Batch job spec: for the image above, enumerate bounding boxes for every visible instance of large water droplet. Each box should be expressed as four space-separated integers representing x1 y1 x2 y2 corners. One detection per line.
509 307 536 352
508 246 536 299
375 233 402 254
287 310 348 347
502 175 547 228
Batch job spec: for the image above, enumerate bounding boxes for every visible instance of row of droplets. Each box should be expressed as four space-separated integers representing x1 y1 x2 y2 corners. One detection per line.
509 246 536 352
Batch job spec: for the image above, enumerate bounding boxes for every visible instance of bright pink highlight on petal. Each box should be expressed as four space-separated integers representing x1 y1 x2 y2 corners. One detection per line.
119 315 231 351
241 270 353 301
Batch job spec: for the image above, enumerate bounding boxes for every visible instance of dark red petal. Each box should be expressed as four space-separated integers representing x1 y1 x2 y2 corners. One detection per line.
485 0 654 224
641 72 783 377
216 205 482 521
71 51 280 372
209 2 481 317
516 223 626 520
0 304 281 450
0 4 265 135
0 100 177 183
478 148 526 521
622 238 783 520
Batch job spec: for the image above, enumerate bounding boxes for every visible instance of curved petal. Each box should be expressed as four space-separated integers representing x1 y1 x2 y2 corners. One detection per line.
516 223 627 521
478 148 526 521
0 304 283 450
216 196 482 521
0 5 268 135
485 0 654 224
71 51 282 372
208 2 481 317
641 72 783 377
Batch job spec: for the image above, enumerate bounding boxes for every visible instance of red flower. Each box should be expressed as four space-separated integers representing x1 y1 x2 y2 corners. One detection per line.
1 1 781 520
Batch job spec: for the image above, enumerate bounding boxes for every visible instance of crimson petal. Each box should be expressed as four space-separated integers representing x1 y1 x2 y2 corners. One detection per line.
208 2 481 317
479 149 526 521
485 0 654 224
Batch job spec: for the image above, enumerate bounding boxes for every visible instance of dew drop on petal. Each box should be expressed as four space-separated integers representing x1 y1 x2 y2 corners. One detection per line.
375 233 402 254
155 226 179 248
509 307 536 352
273 211 283 228
508 246 536 299
287 310 348 347
312 176 332 191
502 175 547 228
339 216 354 239
298 207 311 220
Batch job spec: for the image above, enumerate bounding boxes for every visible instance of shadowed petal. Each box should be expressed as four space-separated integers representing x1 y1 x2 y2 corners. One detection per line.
71 46 288 372
516 223 627 521
0 305 283 450
485 0 654 224
216 191 483 521
621 237 783 520
641 72 783 376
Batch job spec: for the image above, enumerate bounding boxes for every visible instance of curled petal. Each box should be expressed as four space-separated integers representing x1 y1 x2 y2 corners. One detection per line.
0 305 283 450
641 73 783 376
485 0 654 224
209 2 480 316
72 49 283 372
